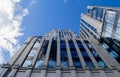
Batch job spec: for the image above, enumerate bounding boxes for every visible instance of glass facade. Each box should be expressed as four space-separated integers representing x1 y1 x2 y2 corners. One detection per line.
48 40 57 68
101 42 120 63
60 40 69 68
85 6 120 65
114 14 120 40
22 40 39 67
69 40 82 68
35 40 49 68
77 41 95 68
89 7 105 21
86 41 106 68
22 60 32 67
104 11 116 37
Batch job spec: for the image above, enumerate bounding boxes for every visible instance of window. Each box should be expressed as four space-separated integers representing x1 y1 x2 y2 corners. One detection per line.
77 41 95 68
60 41 69 68
35 60 44 68
69 40 82 68
86 42 106 68
48 40 57 68
33 40 40 48
104 11 116 37
28 50 36 56
22 41 38 67
114 14 120 41
60 40 66 48
101 42 120 63
35 40 49 68
22 60 32 67
92 8 97 19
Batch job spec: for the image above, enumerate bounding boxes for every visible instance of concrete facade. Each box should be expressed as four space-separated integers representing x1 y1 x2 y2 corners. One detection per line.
0 6 120 77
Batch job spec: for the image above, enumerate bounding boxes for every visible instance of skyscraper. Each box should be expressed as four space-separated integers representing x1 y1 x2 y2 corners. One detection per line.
80 6 120 76
80 6 120 63
0 6 120 77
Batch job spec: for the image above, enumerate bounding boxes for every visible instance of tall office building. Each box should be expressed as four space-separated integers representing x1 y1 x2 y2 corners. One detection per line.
0 6 120 77
80 6 120 76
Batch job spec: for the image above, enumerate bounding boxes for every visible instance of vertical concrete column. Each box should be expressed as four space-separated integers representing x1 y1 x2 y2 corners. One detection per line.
32 37 45 66
99 69 108 77
7 37 37 77
85 70 92 77
56 38 61 77
25 69 32 77
80 38 108 77
72 38 86 68
56 38 60 67
88 37 117 68
97 67 108 77
65 38 74 67
71 69 77 77
73 38 92 77
25 37 45 77
111 66 120 77
80 38 99 68
83 27 119 69
40 37 52 77
44 37 52 66
7 65 19 77
9 37 33 65
0 64 10 77
0 69 9 77
0 37 33 77
15 37 38 66
56 70 61 77
112 70 120 77
41 69 47 77
65 38 77 77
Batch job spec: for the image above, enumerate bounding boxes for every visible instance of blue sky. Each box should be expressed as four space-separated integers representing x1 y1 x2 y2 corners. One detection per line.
0 0 120 64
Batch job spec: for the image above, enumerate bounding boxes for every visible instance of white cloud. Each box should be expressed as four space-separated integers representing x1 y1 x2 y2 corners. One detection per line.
0 0 29 64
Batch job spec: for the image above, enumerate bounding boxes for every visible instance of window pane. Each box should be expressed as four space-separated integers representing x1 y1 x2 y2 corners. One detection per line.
77 41 95 68
28 50 36 56
69 40 82 68
60 41 69 68
107 11 116 23
101 42 120 63
87 43 106 68
92 8 97 19
35 60 44 68
22 60 32 67
48 60 56 68
33 41 40 48
48 40 56 68
35 40 49 68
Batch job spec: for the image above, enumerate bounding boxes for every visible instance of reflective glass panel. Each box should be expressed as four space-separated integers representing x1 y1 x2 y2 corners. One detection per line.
28 50 36 56
92 8 97 19
48 40 56 68
60 41 69 68
35 60 44 68
77 41 95 68
22 60 32 67
101 42 120 63
69 40 82 68
87 43 106 68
